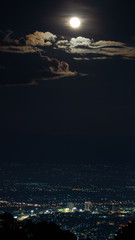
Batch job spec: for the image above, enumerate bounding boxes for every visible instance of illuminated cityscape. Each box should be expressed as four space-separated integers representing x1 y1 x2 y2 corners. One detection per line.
1 162 135 239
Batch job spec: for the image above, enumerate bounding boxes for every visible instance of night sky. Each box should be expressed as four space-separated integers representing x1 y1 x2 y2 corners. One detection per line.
0 0 135 167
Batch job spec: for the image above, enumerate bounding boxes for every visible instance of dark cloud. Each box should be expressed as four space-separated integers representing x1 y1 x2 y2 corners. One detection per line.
0 65 7 70
40 54 77 76
0 52 77 87
0 30 19 45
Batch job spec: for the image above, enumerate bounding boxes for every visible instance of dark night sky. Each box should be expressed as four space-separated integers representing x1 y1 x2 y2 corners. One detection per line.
0 0 135 166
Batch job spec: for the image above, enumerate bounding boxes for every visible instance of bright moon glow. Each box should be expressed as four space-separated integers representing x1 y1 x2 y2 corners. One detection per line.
70 17 80 28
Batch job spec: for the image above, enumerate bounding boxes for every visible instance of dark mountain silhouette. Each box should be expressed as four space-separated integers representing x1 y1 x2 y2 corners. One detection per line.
0 212 77 240
115 220 135 240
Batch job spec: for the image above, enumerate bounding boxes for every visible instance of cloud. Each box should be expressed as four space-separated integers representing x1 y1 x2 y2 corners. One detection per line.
56 40 69 49
0 30 19 45
73 57 90 61
0 30 135 60
25 31 57 46
0 29 135 87
73 56 109 61
0 80 37 88
56 37 93 51
90 40 125 48
67 37 127 55
38 54 77 80
0 30 78 86
0 30 57 53
70 36 93 48
55 36 135 60
0 45 42 54
0 50 77 87
0 30 57 47
91 56 109 60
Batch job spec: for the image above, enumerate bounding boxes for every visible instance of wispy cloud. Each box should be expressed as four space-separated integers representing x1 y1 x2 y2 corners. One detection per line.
0 30 19 45
73 57 90 61
0 80 37 88
0 45 42 54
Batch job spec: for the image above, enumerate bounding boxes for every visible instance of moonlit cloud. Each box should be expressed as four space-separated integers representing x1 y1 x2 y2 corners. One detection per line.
56 36 135 60
26 31 57 46
56 40 69 49
39 54 77 80
90 40 125 48
70 36 93 48
0 30 135 60
0 31 77 87
61 37 135 60
73 57 90 61
56 37 93 50
0 29 135 87
0 45 42 54
91 56 109 60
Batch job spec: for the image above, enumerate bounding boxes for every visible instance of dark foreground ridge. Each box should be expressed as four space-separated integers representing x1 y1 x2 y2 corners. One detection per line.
0 213 77 240
114 220 135 240
0 213 135 240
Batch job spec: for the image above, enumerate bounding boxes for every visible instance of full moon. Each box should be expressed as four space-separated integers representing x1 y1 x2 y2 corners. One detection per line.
70 17 80 28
